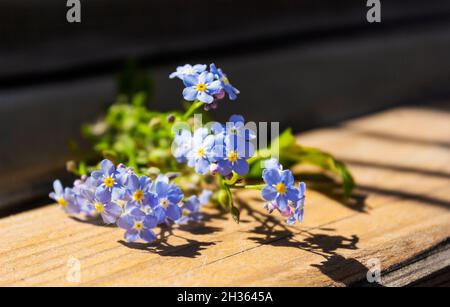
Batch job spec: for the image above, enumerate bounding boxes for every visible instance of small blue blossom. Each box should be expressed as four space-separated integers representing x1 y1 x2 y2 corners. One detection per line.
216 134 254 176
264 158 283 171
287 182 306 225
150 175 184 223
79 188 122 224
173 129 193 163
123 174 155 212
176 189 212 225
187 128 217 174
261 161 299 210
116 163 135 187
91 159 120 195
169 64 207 80
182 71 222 104
212 115 256 141
210 63 240 100
49 180 80 214
117 209 158 243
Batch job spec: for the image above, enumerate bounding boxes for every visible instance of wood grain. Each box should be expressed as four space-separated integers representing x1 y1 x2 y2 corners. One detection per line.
0 104 449 286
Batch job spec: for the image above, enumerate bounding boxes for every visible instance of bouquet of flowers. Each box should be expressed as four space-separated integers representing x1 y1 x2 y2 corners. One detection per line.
50 63 354 244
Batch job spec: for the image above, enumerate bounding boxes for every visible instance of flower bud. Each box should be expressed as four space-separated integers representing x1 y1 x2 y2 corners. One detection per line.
149 117 161 128
66 160 77 173
218 189 230 208
209 163 219 175
167 114 176 123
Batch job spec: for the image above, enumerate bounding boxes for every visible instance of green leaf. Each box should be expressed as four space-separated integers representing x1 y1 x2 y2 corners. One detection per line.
231 207 240 224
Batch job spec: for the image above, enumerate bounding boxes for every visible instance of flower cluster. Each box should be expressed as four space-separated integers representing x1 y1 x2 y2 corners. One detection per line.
49 159 212 243
173 115 256 176
261 159 306 225
170 63 240 105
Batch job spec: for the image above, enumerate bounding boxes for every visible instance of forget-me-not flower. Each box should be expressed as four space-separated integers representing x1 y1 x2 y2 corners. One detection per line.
49 180 80 214
169 64 207 80
216 134 254 176
287 182 306 225
186 128 217 174
182 71 222 104
91 159 120 195
210 63 240 100
150 175 184 223
176 189 212 224
173 129 193 163
123 174 155 212
79 188 122 224
117 209 158 243
261 164 299 210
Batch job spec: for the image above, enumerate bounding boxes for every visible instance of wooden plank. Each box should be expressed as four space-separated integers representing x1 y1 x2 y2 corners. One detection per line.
0 104 449 286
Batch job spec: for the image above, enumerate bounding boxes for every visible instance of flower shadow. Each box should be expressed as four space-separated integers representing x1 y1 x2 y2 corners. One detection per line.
237 198 368 285
118 224 219 258
70 215 116 227
297 173 368 213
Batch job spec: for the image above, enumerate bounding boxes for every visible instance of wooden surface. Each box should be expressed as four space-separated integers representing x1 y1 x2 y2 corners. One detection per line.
0 104 449 286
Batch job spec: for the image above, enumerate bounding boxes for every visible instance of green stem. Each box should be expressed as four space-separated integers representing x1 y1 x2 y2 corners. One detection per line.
233 184 265 190
182 100 204 120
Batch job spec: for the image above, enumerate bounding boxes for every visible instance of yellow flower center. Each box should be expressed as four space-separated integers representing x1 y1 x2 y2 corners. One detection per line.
196 83 207 92
160 198 170 209
197 147 206 158
182 209 190 217
103 176 115 188
134 221 144 231
57 197 67 207
94 202 105 213
276 182 287 195
227 150 238 163
133 190 144 202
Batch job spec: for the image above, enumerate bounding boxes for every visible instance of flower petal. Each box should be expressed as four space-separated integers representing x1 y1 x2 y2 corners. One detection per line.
183 86 198 101
262 169 281 185
140 229 157 243
197 91 214 104
166 204 182 221
233 159 249 176
53 180 63 195
261 185 277 201
100 159 115 175
124 230 139 242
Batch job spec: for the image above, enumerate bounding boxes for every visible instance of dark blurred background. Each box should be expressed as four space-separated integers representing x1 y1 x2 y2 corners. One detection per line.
1 0 450 213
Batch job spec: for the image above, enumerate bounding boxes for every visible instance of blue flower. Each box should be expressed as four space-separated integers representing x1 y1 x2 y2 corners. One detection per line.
123 174 155 211
182 71 222 104
187 128 217 174
212 115 256 141
117 209 158 243
287 182 306 225
116 163 135 187
150 175 184 223
91 159 120 195
172 129 193 163
176 189 212 224
49 180 80 214
169 64 207 80
261 164 299 210
210 63 240 100
79 187 122 224
216 135 254 176
264 158 283 171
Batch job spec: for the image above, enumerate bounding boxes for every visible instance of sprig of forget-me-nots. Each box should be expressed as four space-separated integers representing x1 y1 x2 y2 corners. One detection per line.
50 159 213 243
50 63 308 244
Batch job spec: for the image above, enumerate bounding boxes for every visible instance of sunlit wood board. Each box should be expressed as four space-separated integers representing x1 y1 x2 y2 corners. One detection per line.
1 104 449 286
